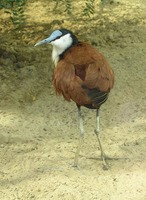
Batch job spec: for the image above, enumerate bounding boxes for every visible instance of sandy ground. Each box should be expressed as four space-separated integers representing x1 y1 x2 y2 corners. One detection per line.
0 0 146 199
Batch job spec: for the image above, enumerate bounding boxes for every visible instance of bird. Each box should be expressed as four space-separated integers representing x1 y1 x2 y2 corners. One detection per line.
35 28 114 170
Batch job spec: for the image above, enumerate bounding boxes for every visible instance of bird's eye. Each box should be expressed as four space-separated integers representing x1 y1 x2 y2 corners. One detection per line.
55 36 61 40
51 36 61 42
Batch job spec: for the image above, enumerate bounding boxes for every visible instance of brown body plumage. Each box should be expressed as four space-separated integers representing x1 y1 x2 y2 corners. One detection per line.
53 42 114 108
35 29 114 169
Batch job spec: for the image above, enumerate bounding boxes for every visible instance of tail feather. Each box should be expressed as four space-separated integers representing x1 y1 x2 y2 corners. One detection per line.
82 85 109 107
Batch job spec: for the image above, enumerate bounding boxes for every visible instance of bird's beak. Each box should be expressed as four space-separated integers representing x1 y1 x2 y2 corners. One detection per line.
34 37 52 47
34 30 62 47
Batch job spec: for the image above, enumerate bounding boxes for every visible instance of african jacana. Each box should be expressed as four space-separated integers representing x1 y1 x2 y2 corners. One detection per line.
35 28 114 170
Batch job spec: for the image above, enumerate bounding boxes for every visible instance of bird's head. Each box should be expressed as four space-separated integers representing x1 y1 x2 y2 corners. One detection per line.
35 28 79 51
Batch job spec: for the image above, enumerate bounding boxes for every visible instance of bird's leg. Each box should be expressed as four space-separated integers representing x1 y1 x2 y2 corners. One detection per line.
73 105 84 167
94 109 109 170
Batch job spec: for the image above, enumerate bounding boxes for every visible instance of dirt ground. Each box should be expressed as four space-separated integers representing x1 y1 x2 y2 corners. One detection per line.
0 0 146 199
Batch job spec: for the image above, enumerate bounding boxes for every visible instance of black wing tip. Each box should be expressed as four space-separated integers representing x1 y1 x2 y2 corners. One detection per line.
82 85 109 107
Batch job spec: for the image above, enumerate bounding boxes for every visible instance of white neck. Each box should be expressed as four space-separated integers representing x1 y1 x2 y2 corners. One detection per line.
51 33 73 66
52 46 63 66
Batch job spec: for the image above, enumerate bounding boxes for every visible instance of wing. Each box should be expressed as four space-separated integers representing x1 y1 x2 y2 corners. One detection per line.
84 58 114 91
53 42 114 108
81 52 114 107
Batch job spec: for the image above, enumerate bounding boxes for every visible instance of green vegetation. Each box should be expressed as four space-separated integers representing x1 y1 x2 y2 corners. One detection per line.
0 0 27 28
0 0 105 28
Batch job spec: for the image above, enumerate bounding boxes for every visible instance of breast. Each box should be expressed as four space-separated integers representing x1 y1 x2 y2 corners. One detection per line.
53 60 92 106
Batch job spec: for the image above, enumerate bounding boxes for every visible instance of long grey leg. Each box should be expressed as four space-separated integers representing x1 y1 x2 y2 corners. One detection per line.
73 105 84 167
94 109 109 170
